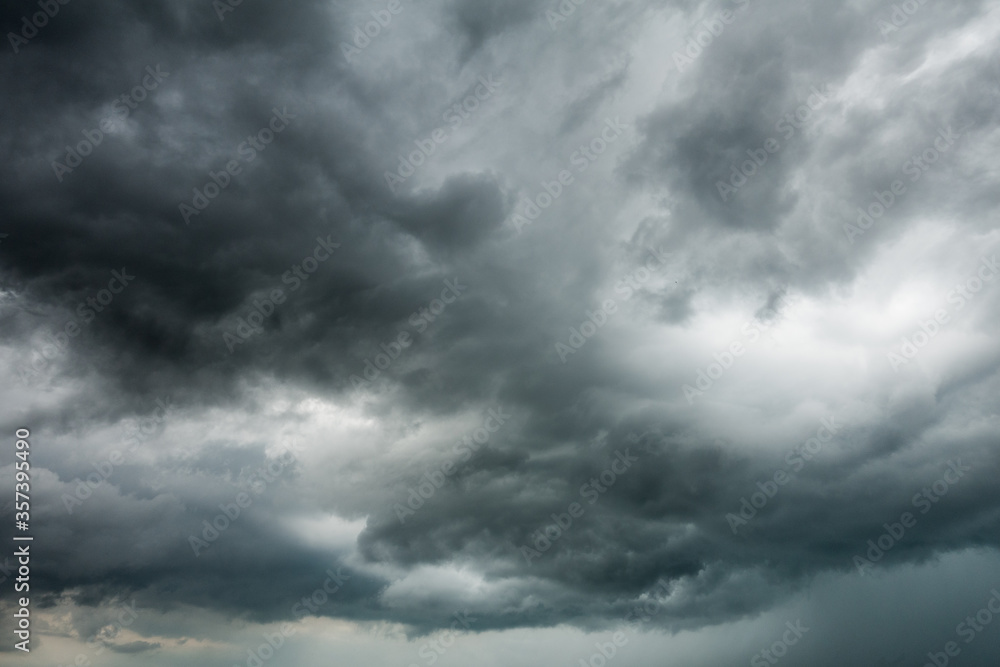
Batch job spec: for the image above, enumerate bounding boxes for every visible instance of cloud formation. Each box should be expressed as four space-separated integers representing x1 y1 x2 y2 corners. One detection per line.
2 0 1000 664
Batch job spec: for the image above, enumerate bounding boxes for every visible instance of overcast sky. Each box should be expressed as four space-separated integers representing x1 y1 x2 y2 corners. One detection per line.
2 0 1000 665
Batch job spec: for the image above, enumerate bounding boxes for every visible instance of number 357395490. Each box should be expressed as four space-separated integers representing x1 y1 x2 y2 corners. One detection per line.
15 428 30 523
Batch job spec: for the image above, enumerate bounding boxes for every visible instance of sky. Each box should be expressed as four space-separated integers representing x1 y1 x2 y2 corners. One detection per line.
2 0 1000 666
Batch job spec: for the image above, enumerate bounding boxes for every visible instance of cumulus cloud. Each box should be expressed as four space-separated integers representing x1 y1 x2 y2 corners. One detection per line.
2 0 1000 664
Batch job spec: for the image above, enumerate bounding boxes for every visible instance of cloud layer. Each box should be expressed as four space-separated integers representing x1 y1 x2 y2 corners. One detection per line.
2 0 1000 664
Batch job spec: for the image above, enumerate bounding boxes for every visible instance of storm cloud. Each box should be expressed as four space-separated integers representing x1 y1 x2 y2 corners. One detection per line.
2 0 1000 665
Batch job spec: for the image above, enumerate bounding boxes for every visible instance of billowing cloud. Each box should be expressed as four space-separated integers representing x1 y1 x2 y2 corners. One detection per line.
2 0 1000 665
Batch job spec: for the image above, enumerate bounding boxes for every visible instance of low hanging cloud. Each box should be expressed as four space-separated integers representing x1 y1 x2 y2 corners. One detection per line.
2 0 1000 665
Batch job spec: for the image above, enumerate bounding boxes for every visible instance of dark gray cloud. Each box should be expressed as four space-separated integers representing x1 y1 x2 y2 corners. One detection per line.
2 0 1000 665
